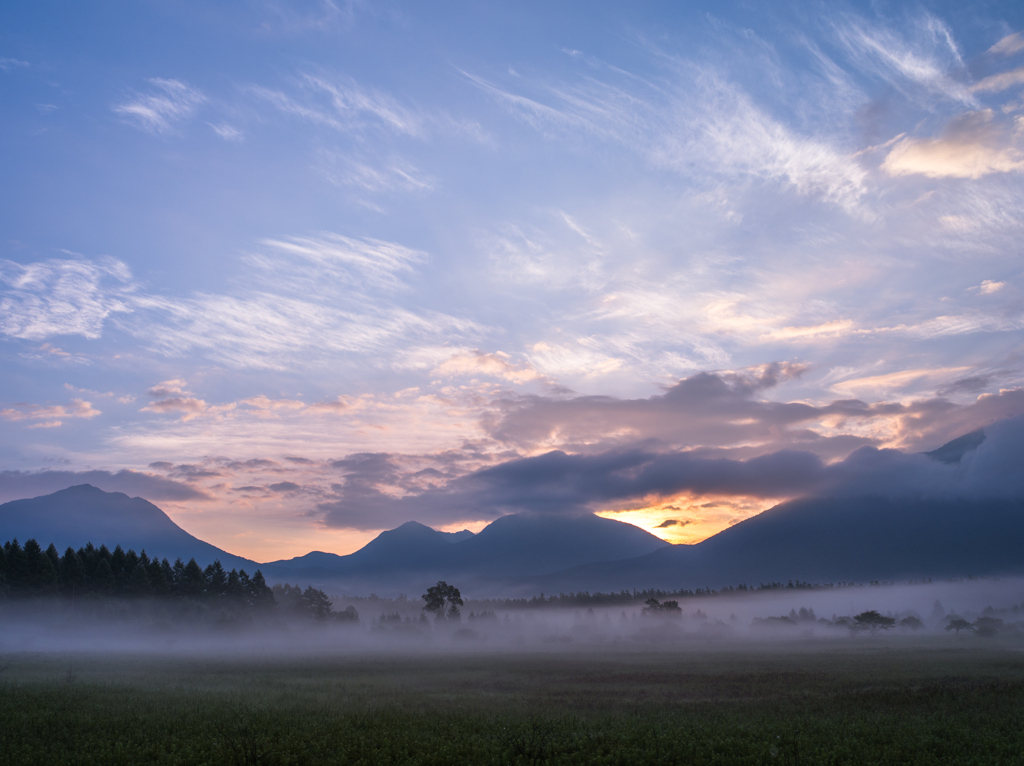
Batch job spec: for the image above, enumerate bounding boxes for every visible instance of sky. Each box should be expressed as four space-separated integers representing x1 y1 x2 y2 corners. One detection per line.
2 0 1024 562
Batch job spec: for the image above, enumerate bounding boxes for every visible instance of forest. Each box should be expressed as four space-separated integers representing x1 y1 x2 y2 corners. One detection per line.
0 538 356 624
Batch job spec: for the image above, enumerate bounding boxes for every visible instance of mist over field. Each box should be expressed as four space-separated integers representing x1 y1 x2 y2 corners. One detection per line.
2 577 1021 658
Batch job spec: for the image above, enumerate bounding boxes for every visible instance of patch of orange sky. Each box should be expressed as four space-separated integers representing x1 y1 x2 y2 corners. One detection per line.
596 493 781 545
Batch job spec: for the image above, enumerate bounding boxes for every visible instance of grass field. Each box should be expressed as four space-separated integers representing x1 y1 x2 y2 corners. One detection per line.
2 637 1024 765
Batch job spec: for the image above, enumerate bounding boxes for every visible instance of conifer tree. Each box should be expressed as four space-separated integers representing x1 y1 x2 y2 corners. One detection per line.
93 557 115 594
45 543 60 573
127 563 152 597
181 558 206 597
5 540 28 590
250 570 275 610
59 547 85 597
24 540 58 596
205 561 228 596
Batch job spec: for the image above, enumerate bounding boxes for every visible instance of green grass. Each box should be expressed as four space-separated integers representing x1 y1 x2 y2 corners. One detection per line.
2 639 1024 764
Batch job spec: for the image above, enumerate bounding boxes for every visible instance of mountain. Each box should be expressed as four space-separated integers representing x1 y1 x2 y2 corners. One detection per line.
263 513 669 592
0 484 258 571
527 495 1024 593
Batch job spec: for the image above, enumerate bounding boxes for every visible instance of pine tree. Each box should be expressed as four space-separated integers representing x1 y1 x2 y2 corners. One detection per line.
59 548 85 597
24 540 58 596
125 548 139 570
5 540 28 592
111 545 128 590
301 587 333 621
181 558 206 597
127 563 152 597
205 561 228 596
93 557 115 594
250 570 275 610
171 558 186 593
0 545 7 597
45 543 60 573
146 557 169 596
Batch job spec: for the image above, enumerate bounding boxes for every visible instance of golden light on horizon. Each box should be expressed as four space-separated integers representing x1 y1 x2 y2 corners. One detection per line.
596 494 781 545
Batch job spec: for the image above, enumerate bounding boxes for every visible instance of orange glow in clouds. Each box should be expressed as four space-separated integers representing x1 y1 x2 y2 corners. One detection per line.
596 494 780 545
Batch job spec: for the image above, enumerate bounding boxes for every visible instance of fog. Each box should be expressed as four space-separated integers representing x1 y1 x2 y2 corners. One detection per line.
2 578 1022 658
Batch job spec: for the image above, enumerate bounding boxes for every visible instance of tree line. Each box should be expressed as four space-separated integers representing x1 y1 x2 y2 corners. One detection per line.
1 537 358 624
0 538 275 609
467 581 864 610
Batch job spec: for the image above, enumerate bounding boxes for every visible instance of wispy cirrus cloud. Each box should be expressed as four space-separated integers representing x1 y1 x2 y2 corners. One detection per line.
0 57 30 72
208 122 243 141
832 12 974 106
249 73 423 136
113 78 206 134
0 256 134 340
318 152 434 193
461 55 869 213
988 32 1024 57
0 234 482 372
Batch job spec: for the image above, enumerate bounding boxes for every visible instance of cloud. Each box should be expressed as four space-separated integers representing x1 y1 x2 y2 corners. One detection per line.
0 469 208 504
250 73 423 137
140 397 211 421
0 399 100 428
486 363 839 453
761 320 855 342
462 62 868 212
113 78 206 134
0 257 133 340
972 67 1024 94
317 413 1024 530
209 123 243 141
319 152 434 193
970 280 1006 295
655 518 690 528
255 232 426 291
828 367 970 398
434 350 547 385
0 58 29 72
988 32 1024 57
882 110 1024 179
833 13 974 105
139 379 232 422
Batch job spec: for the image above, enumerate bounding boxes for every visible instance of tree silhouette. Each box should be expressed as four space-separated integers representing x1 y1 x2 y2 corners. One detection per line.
642 598 682 615
945 617 973 635
973 616 1003 637
423 581 463 620
853 610 896 634
899 616 924 631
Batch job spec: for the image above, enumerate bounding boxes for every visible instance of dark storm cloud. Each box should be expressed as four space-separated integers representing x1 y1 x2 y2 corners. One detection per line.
316 414 1024 531
0 469 209 504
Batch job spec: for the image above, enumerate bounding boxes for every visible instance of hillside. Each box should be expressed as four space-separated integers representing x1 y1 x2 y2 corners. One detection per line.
0 484 257 571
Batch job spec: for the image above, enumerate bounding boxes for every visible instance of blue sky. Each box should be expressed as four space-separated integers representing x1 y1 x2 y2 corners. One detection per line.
2 1 1024 560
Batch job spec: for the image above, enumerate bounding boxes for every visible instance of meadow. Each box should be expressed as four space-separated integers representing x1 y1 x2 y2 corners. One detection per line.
2 637 1024 765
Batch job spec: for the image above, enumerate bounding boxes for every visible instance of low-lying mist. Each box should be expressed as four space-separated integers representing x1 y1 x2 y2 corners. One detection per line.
3 577 1022 657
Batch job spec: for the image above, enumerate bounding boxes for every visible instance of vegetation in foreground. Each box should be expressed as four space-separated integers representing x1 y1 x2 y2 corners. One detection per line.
2 640 1024 765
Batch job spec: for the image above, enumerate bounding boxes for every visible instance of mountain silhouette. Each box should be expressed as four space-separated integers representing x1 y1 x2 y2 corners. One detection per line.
4 424 1022 596
527 495 1024 593
0 484 257 570
262 513 669 591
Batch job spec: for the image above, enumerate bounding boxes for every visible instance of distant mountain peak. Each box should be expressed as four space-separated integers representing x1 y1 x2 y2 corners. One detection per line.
924 428 986 464
0 484 256 570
